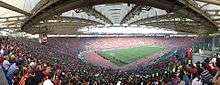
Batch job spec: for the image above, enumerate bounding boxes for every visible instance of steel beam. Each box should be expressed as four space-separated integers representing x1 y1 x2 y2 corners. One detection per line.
31 0 49 14
141 21 206 33
205 9 220 12
129 14 179 24
0 19 24 23
22 0 176 33
30 0 60 14
0 1 31 16
0 16 25 19
197 0 220 6
49 16 104 25
208 13 220 16
177 0 218 32
199 3 209 9
22 0 218 34
142 21 198 25
37 22 93 26
213 18 220 21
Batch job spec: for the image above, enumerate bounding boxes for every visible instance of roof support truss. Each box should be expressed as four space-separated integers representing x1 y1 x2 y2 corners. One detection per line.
82 7 113 24
129 14 180 24
0 1 31 16
120 5 143 24
197 0 220 5
141 21 206 33
31 0 60 14
176 0 218 33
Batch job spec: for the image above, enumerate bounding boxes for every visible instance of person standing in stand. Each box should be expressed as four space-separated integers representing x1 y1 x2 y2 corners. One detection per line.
212 58 220 85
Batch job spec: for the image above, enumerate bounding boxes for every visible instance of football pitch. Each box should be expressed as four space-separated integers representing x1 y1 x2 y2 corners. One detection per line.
98 45 164 66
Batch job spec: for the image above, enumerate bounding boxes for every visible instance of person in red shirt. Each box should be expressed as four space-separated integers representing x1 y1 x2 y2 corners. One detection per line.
188 64 197 78
43 67 51 80
0 55 4 64
18 72 30 85
53 69 61 85
53 75 61 85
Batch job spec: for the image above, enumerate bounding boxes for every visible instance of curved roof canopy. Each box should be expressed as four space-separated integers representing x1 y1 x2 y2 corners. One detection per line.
0 0 220 34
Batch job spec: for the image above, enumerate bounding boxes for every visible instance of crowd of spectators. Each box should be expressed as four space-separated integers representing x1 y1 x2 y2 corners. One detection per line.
0 36 219 85
84 37 196 51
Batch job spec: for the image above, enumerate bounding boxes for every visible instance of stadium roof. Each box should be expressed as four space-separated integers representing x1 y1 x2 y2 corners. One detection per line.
0 0 220 35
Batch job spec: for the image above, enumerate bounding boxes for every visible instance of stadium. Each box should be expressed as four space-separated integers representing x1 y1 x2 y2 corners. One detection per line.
0 0 220 85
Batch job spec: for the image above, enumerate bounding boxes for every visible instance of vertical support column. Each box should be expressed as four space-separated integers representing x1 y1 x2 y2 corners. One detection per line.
5 18 9 28
17 17 20 21
212 36 215 51
6 18 9 22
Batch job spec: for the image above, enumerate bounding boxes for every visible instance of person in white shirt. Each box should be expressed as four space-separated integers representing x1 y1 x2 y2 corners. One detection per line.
0 48 4 56
43 79 54 85
192 77 202 85
2 56 10 73
2 59 10 69
192 73 202 85
116 81 121 85
178 79 185 85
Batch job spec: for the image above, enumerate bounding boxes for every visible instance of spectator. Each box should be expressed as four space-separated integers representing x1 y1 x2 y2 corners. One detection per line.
191 73 202 85
0 36 213 85
6 59 23 85
2 55 10 73
43 66 53 85
0 45 5 56
179 69 191 85
201 62 213 85
212 58 220 85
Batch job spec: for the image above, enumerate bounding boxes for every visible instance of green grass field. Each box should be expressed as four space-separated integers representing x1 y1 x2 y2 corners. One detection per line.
98 45 164 66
